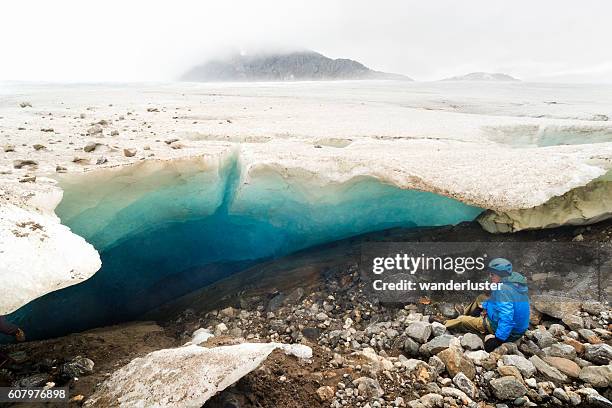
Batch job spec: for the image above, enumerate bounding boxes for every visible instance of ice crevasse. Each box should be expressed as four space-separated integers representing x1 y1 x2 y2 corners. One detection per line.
5 152 484 339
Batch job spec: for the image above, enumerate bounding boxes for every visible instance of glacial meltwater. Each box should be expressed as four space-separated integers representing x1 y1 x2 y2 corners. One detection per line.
7 157 483 339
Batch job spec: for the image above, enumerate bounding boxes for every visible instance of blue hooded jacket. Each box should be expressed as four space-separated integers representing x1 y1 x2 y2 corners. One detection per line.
483 271 530 341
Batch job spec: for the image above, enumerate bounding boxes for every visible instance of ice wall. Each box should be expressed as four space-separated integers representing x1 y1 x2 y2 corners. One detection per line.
7 156 482 339
479 172 612 233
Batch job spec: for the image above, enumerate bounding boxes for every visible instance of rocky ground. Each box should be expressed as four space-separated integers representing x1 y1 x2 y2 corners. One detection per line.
1 221 611 407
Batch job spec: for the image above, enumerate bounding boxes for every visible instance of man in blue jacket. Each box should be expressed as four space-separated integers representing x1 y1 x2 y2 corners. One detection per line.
444 258 530 352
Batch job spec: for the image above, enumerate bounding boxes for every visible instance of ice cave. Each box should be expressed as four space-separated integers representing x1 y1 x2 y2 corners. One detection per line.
5 156 483 339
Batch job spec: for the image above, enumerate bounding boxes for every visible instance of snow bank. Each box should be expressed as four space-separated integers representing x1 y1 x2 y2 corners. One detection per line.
84 342 312 408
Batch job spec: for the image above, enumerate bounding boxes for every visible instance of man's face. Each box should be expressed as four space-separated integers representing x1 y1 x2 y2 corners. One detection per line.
489 273 502 283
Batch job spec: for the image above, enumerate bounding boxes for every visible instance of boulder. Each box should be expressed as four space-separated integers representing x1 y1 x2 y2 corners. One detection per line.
529 355 568 383
579 365 612 388
420 334 454 355
498 365 523 381
404 337 421 356
531 295 582 320
501 354 536 378
543 356 581 378
489 376 527 400
578 329 602 344
545 343 577 359
563 337 586 355
353 376 384 398
437 347 476 379
460 333 484 350
431 322 446 337
533 329 555 349
452 372 477 399
582 301 606 315
440 387 473 405
418 393 444 408
562 314 584 331
61 356 95 378
584 344 612 365
406 321 432 343
400 358 437 383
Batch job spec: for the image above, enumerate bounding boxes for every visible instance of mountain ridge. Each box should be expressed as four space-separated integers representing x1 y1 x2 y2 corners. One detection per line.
181 50 411 82
442 72 519 81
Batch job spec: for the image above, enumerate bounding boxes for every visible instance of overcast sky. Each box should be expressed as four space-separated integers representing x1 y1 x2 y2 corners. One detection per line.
2 0 612 83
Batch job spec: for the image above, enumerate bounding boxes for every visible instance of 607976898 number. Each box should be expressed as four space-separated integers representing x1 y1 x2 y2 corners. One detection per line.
1 387 69 402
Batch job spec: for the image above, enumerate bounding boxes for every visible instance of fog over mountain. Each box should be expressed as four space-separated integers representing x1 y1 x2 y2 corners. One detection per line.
442 72 520 81
181 51 411 82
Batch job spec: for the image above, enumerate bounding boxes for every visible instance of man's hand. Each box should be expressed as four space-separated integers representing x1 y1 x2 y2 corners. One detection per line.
15 328 25 342
484 336 503 352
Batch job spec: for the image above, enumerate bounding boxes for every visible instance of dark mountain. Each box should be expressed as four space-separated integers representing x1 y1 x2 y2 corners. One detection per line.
181 51 411 82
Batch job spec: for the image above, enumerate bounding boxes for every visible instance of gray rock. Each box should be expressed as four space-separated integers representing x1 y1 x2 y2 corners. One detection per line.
266 293 285 312
406 321 432 343
548 324 566 338
302 327 320 341
531 295 582 320
438 303 459 318
519 339 541 356
13 159 38 169
585 394 612 408
84 142 98 152
284 287 304 305
87 124 103 136
562 314 584 331
12 373 51 387
352 376 384 398
578 329 600 343
61 356 94 378
440 387 473 404
420 334 454 355
553 388 570 403
545 343 577 359
461 333 484 350
404 337 420 356
582 301 606 316
453 372 477 398
431 322 446 337
579 365 612 388
501 355 536 378
490 376 528 400
533 329 555 349
567 390 582 406
584 344 612 365
428 355 445 375
529 355 568 383
419 393 443 408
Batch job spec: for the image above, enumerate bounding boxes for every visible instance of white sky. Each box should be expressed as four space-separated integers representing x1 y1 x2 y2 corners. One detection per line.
2 0 612 83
